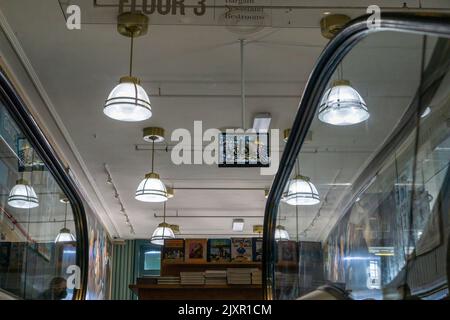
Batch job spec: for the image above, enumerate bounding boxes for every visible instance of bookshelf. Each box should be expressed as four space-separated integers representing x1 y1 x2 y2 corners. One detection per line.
129 238 264 299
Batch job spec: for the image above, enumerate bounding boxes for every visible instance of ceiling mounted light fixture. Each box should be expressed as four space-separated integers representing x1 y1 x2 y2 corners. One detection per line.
103 12 152 122
275 225 290 241
252 113 272 132
169 224 180 234
320 14 351 39
232 219 245 232
318 79 369 126
55 195 76 243
166 186 174 199
283 128 291 142
136 127 168 203
283 175 320 206
151 202 175 246
8 179 39 209
253 225 263 236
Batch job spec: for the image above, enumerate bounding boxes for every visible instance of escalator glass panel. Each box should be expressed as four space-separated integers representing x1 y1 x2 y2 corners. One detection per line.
270 30 450 300
0 82 81 300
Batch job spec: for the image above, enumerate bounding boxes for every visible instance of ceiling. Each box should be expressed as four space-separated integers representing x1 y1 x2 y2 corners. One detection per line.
0 0 449 242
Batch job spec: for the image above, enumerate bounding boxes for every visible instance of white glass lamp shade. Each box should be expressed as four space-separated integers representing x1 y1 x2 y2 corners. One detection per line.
104 76 152 122
55 228 76 243
318 80 369 126
150 223 175 245
275 225 290 241
135 173 168 203
8 179 39 209
283 175 320 206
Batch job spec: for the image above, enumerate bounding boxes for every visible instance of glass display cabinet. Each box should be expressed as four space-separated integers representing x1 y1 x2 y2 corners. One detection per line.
264 13 450 300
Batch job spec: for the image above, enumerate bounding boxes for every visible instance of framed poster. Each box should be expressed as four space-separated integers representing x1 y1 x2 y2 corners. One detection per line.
185 239 207 263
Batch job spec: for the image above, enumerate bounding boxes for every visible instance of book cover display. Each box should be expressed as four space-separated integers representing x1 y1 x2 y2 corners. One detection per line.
277 240 298 263
162 239 185 262
252 238 263 262
207 239 231 262
185 239 207 263
231 238 252 262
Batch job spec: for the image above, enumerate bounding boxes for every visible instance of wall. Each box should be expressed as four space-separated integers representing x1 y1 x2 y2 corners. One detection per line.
85 206 113 300
111 240 137 300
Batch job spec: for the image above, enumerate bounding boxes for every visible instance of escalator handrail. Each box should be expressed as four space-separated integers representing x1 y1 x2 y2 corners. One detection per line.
263 12 450 300
0 69 88 300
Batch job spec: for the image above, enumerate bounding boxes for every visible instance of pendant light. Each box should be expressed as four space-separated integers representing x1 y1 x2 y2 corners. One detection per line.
8 178 39 209
150 202 175 246
275 225 290 241
103 12 152 122
318 64 369 126
283 159 320 206
135 127 168 203
55 195 76 243
284 175 320 206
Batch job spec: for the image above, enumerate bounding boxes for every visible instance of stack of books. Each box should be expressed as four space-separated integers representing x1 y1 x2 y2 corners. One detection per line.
157 276 180 285
251 269 262 285
204 270 227 285
180 272 205 285
227 268 253 285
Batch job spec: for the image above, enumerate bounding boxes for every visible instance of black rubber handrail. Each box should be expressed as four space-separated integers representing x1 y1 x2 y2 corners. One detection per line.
262 12 450 299
0 70 88 300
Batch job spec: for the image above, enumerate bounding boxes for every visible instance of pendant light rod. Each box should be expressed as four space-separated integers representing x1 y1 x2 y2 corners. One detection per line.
240 39 246 130
163 201 166 223
151 139 155 173
63 202 68 228
129 35 134 76
338 63 343 80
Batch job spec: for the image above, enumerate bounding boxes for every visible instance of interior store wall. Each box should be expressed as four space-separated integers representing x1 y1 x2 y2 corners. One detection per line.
111 240 137 300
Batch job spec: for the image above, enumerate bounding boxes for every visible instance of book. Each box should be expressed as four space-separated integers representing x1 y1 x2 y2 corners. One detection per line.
231 238 252 262
277 240 298 263
207 239 231 262
162 239 185 262
180 272 205 285
204 269 227 285
184 239 207 263
226 268 254 285
252 237 263 262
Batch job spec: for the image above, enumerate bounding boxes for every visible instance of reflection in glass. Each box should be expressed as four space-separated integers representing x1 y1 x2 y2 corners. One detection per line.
318 80 369 126
270 31 450 300
0 98 78 299
8 179 39 209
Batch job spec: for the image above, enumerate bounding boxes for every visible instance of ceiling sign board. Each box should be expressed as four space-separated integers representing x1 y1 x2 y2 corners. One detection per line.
218 132 270 168
59 0 448 28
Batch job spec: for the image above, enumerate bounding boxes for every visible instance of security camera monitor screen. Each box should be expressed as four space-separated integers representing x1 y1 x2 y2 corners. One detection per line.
218 132 270 167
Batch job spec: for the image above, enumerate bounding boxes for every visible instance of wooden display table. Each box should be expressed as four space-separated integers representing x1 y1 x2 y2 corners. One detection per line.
130 261 263 300
129 283 263 300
